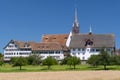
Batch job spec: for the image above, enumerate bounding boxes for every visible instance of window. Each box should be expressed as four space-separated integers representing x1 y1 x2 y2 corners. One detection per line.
87 49 90 52
90 49 95 52
65 37 68 39
85 39 93 46
56 51 60 54
45 37 48 40
24 43 30 47
49 51 54 54
107 48 111 52
53 37 56 39
82 53 85 55
72 53 76 55
5 53 13 55
82 57 85 60
39 52 44 54
46 46 49 48
78 48 81 51
72 48 76 51
96 49 100 52
82 48 85 51
43 51 48 54
42 46 44 48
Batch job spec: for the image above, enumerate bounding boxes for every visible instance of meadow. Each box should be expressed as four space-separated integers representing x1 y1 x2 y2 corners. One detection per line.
0 64 120 72
1 64 120 80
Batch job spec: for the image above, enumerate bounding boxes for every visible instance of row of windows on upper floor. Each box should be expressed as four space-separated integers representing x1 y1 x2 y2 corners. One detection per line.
4 56 61 60
5 53 31 55
71 48 112 52
33 51 62 54
71 51 98 56
5 49 31 51
5 51 62 55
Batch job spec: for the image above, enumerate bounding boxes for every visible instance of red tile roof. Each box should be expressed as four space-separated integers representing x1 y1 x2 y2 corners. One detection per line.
41 34 68 46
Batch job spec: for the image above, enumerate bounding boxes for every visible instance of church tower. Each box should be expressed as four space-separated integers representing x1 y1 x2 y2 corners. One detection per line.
72 8 80 35
66 7 80 47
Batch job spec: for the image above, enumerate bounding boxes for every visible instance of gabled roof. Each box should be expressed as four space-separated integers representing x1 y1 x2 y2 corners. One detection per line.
4 40 35 49
69 33 115 48
4 39 66 51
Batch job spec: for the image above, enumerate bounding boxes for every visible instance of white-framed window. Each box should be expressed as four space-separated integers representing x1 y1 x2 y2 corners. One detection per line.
82 57 85 60
72 53 76 55
78 48 81 51
72 48 76 51
82 53 85 55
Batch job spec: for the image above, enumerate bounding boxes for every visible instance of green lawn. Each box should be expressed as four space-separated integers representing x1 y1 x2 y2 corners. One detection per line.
0 64 120 72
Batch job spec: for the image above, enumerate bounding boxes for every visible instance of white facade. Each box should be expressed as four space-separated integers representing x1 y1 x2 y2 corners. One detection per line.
70 48 99 60
4 40 64 61
33 50 64 61
4 42 31 61
70 47 113 60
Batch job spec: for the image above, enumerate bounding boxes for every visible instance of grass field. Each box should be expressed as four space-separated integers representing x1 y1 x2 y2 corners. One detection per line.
1 64 120 80
0 64 120 72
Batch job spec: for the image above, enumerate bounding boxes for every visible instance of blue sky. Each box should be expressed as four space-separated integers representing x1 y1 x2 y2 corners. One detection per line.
0 0 120 52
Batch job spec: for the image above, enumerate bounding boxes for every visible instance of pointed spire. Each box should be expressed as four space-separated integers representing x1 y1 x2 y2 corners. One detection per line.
73 7 79 27
90 25 92 33
89 25 92 34
72 7 80 35
74 8 78 26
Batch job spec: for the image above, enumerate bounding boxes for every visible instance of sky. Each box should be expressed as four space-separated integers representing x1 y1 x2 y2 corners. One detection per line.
0 0 120 52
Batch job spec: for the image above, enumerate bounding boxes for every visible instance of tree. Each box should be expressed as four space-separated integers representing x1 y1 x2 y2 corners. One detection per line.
10 57 18 64
42 56 58 69
12 57 27 70
114 56 120 65
61 52 71 65
27 54 41 65
87 55 99 67
67 56 72 68
110 55 120 65
0 53 4 66
60 57 69 65
67 56 81 69
98 48 111 70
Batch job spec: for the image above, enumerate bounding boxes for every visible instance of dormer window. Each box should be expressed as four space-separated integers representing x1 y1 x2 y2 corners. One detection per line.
24 43 30 47
85 39 93 46
65 37 68 39
54 37 56 39
11 41 14 44
45 37 48 40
